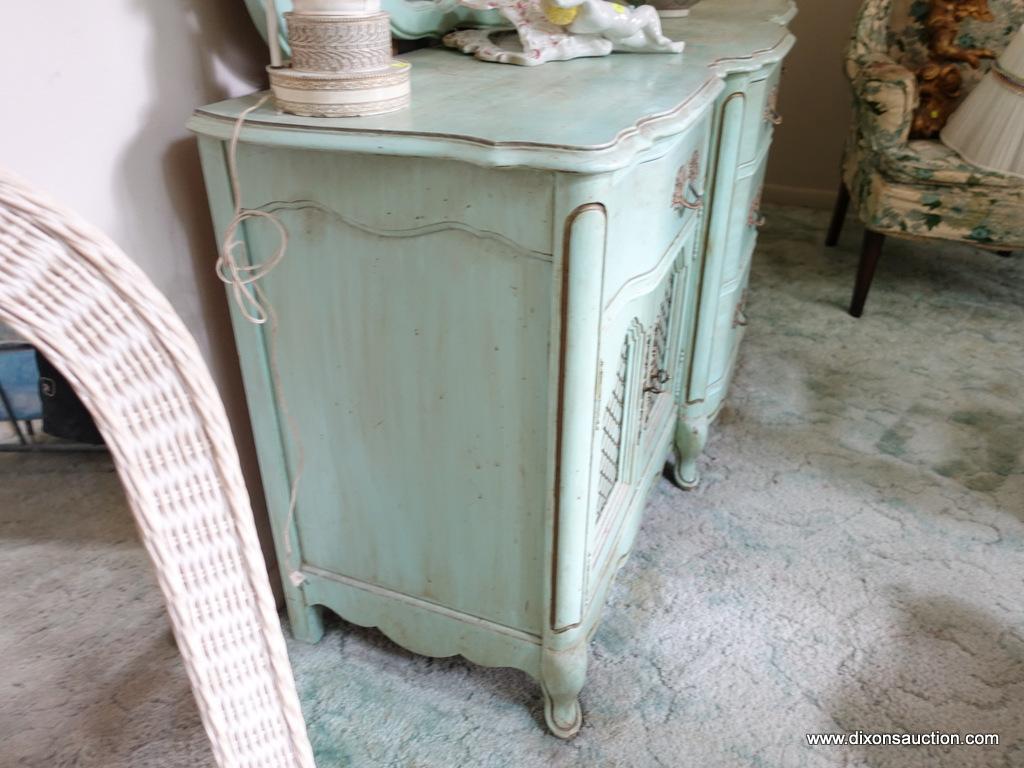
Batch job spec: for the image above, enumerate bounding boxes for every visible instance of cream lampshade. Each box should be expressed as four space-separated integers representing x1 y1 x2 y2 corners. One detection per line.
941 26 1024 179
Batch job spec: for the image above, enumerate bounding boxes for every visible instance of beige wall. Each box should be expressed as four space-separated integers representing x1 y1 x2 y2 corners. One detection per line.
766 0 863 208
1 2 281 591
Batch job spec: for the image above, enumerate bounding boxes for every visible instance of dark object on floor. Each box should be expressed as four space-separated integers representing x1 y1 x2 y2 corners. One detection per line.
36 352 104 445
0 339 104 452
0 342 42 421
0 341 43 446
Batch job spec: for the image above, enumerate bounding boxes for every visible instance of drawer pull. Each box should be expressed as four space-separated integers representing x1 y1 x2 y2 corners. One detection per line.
644 368 671 395
672 150 704 213
747 186 765 228
732 290 749 328
764 87 782 125
673 189 703 212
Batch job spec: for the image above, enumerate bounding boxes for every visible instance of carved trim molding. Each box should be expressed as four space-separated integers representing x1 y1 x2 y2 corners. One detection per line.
253 199 553 262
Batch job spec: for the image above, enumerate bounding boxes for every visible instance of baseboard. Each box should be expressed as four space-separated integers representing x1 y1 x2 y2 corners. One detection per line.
763 183 836 210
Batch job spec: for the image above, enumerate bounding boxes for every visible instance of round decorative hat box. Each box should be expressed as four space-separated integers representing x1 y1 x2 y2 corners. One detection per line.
268 60 411 117
266 0 411 117
286 11 393 72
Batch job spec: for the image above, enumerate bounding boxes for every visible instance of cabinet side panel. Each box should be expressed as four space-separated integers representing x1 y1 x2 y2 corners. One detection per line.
196 137 310 624
233 147 554 634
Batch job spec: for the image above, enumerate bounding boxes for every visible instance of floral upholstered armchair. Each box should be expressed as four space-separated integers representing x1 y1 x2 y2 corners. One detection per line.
826 0 1024 317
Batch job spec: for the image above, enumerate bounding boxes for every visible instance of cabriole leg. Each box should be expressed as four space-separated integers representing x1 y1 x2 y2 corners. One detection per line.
540 642 588 739
673 414 709 490
286 599 325 644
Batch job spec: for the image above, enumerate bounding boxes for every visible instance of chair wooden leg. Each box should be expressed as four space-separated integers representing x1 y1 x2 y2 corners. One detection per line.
825 181 850 247
849 230 885 318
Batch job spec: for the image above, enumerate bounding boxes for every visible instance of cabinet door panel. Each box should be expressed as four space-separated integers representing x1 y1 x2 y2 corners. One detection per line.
589 226 695 567
232 150 554 635
723 151 769 286
707 261 751 393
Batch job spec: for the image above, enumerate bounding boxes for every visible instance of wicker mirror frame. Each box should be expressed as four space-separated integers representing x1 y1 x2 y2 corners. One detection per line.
0 171 316 768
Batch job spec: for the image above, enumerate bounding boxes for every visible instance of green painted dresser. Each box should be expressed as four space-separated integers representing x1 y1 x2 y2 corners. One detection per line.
190 0 795 738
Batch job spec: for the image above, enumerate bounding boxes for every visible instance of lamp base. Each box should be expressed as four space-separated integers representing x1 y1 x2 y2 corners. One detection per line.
268 62 411 118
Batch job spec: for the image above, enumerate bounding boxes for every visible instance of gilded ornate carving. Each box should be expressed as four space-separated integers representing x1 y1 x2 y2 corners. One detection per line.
924 0 996 68
911 0 996 138
912 61 964 138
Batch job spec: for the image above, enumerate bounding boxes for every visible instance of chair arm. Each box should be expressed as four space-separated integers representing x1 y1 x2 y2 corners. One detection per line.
846 53 918 151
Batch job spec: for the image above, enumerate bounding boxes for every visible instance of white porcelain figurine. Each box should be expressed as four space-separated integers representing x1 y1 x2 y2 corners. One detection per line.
444 0 684 65
555 0 683 51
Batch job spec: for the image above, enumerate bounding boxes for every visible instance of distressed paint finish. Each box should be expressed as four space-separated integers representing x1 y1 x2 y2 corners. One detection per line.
190 0 795 737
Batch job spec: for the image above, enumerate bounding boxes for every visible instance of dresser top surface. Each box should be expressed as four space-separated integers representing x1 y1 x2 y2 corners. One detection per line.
189 0 795 172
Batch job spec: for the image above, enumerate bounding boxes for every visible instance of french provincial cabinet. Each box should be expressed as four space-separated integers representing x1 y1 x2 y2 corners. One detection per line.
190 0 794 738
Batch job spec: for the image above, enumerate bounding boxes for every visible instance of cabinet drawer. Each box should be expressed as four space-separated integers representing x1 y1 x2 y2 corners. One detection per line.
723 152 768 285
740 174 766 279
603 113 711 306
722 147 769 285
738 61 783 166
707 262 751 391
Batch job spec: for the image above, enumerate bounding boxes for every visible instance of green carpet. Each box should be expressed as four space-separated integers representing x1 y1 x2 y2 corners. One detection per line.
2 205 1022 767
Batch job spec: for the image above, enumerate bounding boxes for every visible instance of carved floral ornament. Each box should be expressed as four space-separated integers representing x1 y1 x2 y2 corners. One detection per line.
443 0 685 65
672 151 703 212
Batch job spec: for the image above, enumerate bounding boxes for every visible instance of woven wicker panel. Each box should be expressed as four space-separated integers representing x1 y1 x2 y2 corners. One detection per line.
597 334 630 520
0 172 315 768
